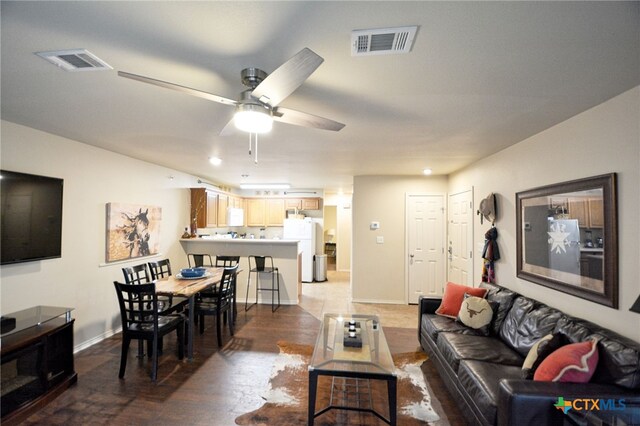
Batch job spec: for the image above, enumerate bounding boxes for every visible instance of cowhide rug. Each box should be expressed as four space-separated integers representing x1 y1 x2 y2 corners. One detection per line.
235 341 451 425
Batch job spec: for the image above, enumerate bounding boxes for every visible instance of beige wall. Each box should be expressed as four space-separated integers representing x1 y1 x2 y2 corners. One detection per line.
352 175 448 303
0 121 195 350
449 86 640 341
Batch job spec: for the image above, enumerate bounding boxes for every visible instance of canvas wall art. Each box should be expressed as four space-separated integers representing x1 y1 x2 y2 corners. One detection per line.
106 202 162 263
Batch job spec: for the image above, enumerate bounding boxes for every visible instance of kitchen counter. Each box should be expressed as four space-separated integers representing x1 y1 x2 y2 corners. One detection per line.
180 238 301 305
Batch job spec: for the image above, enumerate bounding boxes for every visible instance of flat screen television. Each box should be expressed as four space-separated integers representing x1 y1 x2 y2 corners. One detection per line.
1 170 64 265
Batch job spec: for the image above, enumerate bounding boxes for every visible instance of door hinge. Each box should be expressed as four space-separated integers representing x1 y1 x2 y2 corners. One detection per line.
469 201 472 209
470 251 473 258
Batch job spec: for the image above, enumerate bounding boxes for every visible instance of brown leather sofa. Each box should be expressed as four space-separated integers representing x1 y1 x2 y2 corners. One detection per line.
418 282 640 426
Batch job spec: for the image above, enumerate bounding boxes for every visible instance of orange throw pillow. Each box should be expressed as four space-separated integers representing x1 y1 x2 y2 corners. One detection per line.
435 282 488 319
534 339 599 383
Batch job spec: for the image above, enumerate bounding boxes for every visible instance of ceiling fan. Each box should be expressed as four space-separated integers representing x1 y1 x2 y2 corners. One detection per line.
118 48 345 136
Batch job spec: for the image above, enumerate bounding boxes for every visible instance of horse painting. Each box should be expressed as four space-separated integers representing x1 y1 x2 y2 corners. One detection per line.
106 203 161 262
120 208 151 258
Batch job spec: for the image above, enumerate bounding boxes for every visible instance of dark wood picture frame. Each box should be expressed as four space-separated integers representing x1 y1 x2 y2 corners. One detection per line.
516 173 618 308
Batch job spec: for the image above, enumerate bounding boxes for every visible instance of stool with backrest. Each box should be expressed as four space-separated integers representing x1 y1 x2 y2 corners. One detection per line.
113 281 185 382
245 255 280 312
194 264 238 347
187 253 214 268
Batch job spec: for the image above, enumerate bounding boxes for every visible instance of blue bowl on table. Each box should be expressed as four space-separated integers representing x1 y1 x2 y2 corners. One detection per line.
180 267 206 278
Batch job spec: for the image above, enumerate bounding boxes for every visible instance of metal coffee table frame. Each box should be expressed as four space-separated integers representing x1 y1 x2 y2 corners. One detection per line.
308 313 397 425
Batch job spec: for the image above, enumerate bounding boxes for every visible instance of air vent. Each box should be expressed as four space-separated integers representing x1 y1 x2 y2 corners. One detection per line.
35 49 112 72
351 26 418 56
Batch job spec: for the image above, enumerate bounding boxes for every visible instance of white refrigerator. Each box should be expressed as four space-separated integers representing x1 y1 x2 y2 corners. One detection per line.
283 218 316 282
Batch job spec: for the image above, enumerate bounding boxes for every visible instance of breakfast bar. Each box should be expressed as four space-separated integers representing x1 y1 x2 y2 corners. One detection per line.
180 238 302 305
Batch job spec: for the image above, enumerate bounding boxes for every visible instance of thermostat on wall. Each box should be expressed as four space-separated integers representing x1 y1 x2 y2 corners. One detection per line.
370 221 380 230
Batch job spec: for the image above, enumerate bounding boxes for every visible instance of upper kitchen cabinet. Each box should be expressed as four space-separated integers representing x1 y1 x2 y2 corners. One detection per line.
284 197 321 211
191 188 218 228
246 199 266 227
266 198 285 226
569 197 603 228
246 198 286 226
217 194 229 227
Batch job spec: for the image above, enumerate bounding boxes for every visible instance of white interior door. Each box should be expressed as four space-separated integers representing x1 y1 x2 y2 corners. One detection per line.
448 189 474 285
407 194 445 303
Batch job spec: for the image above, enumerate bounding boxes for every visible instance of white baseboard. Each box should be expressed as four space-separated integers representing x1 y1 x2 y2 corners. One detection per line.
74 327 121 353
351 298 406 305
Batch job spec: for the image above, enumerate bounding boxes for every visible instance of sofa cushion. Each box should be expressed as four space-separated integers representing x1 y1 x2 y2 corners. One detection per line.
555 316 640 389
534 339 599 383
499 296 564 357
421 314 483 342
436 282 488 318
457 360 523 426
437 332 524 373
480 282 518 335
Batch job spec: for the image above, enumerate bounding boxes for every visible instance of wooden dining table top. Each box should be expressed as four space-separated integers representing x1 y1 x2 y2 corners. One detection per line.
155 267 226 297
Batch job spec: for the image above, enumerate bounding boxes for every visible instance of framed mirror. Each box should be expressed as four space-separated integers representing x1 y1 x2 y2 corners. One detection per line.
516 173 618 308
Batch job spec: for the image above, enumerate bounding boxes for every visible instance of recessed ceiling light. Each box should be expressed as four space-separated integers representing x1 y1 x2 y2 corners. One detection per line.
423 168 432 175
240 183 290 189
209 157 222 166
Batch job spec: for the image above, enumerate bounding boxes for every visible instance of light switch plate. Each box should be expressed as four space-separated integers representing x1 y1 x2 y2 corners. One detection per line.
376 236 384 244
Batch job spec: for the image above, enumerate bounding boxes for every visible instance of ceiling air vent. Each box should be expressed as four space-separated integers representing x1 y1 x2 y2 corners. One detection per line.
35 49 112 72
351 26 418 56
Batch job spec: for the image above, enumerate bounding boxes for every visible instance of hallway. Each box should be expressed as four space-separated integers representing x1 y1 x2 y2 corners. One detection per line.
299 270 418 329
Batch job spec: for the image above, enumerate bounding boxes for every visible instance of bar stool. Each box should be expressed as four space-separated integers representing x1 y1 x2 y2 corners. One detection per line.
245 255 280 312
187 253 214 268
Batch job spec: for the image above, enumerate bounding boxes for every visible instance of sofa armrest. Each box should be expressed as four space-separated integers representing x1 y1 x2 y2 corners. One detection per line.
418 295 442 342
418 295 442 315
497 379 640 426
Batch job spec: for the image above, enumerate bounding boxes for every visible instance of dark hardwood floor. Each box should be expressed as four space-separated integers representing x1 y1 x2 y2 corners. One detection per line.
21 304 466 425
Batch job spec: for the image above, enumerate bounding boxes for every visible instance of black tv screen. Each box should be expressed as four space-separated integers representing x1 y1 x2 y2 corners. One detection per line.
1 170 64 265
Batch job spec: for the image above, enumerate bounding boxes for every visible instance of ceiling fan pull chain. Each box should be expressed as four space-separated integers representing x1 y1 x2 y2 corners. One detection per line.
255 133 259 164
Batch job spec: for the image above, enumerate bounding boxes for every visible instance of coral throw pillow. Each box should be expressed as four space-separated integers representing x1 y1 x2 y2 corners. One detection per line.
435 282 488 319
534 339 599 383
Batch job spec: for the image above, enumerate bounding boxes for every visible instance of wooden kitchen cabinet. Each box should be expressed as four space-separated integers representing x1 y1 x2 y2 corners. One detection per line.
588 198 603 228
217 194 228 227
246 198 286 226
285 198 302 210
568 197 588 226
301 198 320 210
246 199 266 226
569 197 603 228
191 188 218 228
284 197 320 211
266 198 285 226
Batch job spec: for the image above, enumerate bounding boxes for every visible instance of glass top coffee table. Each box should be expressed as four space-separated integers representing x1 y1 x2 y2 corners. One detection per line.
308 313 397 425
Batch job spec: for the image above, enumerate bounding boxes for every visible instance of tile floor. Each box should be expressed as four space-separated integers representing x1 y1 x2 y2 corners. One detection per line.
300 270 418 329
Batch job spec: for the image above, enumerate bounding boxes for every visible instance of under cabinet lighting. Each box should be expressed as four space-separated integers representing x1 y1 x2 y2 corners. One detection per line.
240 183 290 190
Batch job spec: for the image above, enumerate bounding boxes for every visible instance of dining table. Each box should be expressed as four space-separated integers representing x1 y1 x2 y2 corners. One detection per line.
155 266 227 361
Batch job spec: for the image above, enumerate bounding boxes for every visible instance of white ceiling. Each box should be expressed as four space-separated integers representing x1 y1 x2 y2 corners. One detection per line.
1 1 638 192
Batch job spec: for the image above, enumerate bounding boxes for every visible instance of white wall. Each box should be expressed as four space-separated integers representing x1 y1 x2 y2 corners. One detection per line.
449 86 640 341
0 121 197 349
352 175 448 303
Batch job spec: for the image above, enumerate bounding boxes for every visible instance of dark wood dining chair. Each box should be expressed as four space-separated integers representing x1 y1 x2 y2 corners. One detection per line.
194 264 238 347
113 281 185 382
187 253 214 268
205 256 241 324
148 259 172 280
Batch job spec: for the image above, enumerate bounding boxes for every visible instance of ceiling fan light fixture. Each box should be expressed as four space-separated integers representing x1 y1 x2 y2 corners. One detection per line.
234 103 273 134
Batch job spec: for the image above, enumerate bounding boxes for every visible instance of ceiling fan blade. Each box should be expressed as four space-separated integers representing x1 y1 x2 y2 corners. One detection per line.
251 48 323 107
273 106 345 132
118 71 237 106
